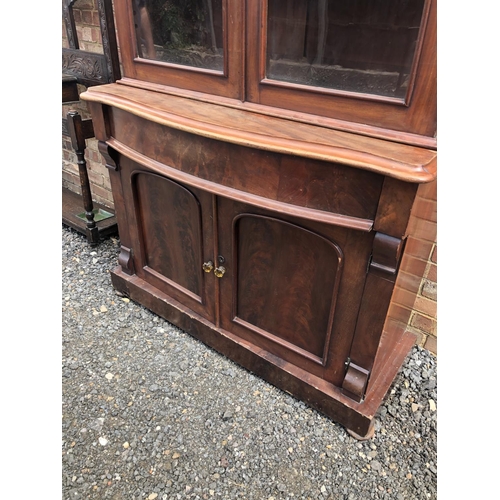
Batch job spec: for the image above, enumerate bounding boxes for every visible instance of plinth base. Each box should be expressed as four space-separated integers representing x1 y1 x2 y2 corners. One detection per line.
110 266 415 438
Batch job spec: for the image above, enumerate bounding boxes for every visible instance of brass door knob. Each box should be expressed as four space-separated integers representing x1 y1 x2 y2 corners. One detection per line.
202 261 214 273
214 266 226 278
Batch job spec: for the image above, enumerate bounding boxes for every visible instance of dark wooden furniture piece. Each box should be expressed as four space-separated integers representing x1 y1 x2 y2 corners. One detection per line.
62 0 120 85
82 0 437 438
62 0 121 245
62 110 119 243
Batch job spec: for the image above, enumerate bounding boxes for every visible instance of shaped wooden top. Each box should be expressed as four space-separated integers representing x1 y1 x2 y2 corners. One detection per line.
82 83 437 184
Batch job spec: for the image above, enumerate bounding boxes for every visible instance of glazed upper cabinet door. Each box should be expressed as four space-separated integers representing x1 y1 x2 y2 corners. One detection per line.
115 0 244 98
121 158 217 322
216 197 374 386
245 0 436 139
112 0 436 140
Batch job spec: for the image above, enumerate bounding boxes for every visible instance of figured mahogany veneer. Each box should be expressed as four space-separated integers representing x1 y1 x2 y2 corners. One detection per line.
82 81 435 438
80 0 437 439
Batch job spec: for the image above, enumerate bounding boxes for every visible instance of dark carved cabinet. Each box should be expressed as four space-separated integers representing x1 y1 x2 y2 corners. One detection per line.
82 0 437 438
62 0 121 244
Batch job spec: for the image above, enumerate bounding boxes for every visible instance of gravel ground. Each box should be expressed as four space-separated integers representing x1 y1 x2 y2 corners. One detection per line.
62 225 437 500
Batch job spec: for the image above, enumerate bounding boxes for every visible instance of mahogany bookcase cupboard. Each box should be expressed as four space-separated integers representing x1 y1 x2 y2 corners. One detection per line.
82 0 437 438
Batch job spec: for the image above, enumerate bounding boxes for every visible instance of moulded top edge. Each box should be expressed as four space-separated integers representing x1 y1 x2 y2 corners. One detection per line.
81 84 437 184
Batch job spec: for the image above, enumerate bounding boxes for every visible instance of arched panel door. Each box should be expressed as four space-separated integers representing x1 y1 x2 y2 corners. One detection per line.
233 213 343 363
217 196 373 384
217 203 352 379
131 169 216 322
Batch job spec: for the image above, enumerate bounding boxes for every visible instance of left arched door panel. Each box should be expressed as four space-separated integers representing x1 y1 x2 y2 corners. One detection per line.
127 167 216 322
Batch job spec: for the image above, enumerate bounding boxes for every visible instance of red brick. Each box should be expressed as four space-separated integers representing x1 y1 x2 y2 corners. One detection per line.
406 216 437 242
88 170 105 187
93 194 115 210
424 335 437 355
395 270 422 294
87 136 99 146
85 153 104 168
411 313 437 335
391 287 418 309
387 302 412 325
413 296 437 318
400 254 428 278
405 326 426 347
91 27 103 44
73 10 82 24
74 0 94 8
404 237 434 261
63 150 74 162
426 263 437 283
63 161 78 175
62 170 80 186
81 27 92 42
91 185 114 206
102 174 113 191
411 196 437 223
416 180 437 201
431 245 437 263
62 179 80 194
89 150 102 163
82 10 93 25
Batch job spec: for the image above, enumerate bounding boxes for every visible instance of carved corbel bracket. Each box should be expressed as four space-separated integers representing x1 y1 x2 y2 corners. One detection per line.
98 141 120 171
342 361 370 403
341 231 405 403
118 246 135 276
369 233 404 277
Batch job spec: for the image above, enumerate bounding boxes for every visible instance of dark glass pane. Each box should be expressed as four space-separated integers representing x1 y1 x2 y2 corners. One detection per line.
133 0 224 71
266 0 426 98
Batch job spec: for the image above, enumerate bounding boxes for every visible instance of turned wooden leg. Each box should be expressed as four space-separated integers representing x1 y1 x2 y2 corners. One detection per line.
66 110 99 245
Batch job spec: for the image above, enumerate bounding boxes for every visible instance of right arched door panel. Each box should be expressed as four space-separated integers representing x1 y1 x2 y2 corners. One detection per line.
234 214 342 363
217 197 374 386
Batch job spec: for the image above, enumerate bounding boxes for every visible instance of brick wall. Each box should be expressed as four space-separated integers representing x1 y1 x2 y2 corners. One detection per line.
388 180 438 355
62 0 104 52
62 1 438 355
62 0 115 210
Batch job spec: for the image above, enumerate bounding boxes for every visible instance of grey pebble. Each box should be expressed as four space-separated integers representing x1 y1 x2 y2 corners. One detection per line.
62 226 437 500
222 410 233 421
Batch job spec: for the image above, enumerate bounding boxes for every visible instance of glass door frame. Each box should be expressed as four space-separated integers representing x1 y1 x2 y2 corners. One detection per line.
115 0 244 99
244 0 436 138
